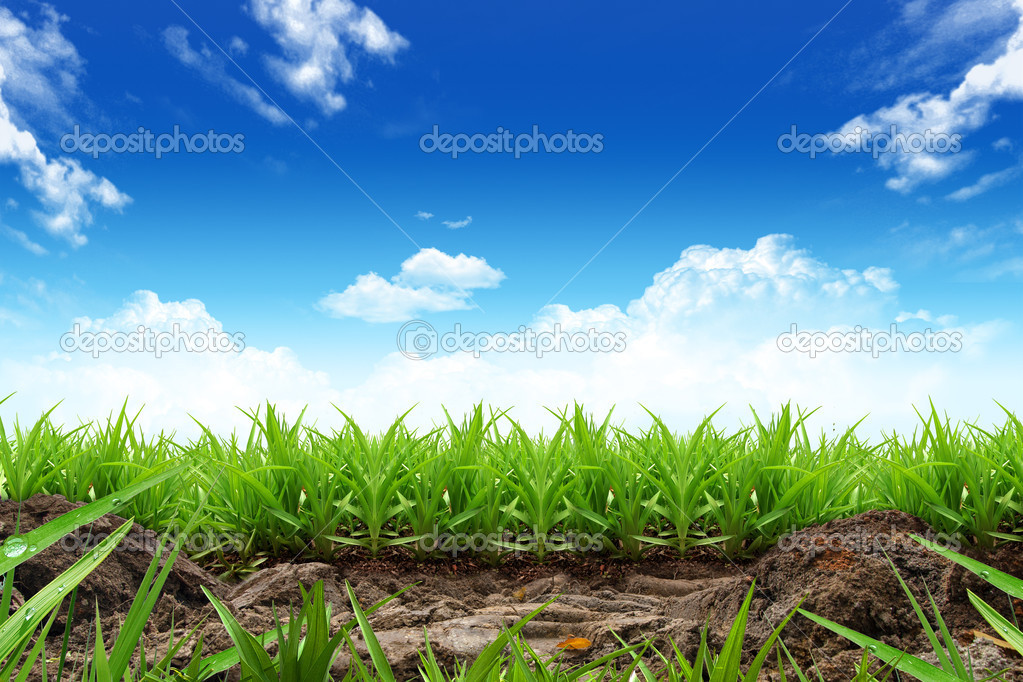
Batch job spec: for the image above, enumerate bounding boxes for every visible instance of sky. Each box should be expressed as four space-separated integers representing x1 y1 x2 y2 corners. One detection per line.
0 0 1020 439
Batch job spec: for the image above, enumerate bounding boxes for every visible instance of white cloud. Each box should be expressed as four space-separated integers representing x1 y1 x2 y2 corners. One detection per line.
0 290 341 436
228 36 249 56
0 68 130 247
835 0 1023 191
1 238 1017 440
163 26 288 125
316 273 471 322
248 0 409 115
945 164 1022 200
442 215 472 230
0 5 130 248
993 136 1014 151
2 225 47 255
330 234 1017 439
896 309 932 323
398 248 504 289
904 222 1011 264
857 0 1019 93
0 4 83 127
414 211 433 220
316 248 505 322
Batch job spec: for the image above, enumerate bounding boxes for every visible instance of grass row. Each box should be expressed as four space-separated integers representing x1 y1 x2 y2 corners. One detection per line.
1 397 1021 574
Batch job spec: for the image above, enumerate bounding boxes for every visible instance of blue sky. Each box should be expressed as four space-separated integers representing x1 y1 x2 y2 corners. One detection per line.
0 0 1020 437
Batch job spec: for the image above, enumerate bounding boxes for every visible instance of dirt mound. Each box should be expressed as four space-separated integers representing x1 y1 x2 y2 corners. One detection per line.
680 510 1023 678
0 495 227 621
4 497 1021 681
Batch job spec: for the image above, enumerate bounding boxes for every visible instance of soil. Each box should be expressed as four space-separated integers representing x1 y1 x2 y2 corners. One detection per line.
3 496 1022 681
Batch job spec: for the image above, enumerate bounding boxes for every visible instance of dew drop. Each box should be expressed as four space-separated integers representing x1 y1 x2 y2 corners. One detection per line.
2 537 27 558
111 498 122 506
867 645 878 653
27 545 36 553
980 570 990 578
22 607 34 621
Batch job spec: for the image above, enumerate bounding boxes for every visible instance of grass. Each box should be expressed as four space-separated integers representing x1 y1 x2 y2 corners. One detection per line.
0 399 1020 568
0 398 1020 679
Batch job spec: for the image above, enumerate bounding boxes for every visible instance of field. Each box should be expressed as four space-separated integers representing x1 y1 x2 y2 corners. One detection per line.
1 400 1022 680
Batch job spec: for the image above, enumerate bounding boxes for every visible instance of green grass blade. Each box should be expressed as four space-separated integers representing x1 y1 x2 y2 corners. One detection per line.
797 610 959 682
912 535 1023 599
0 519 132 663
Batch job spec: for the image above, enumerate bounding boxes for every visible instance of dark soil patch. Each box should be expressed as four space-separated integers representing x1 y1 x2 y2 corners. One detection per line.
3 497 1021 681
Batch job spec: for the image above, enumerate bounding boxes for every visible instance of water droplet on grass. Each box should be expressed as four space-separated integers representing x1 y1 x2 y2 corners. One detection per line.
2 537 27 558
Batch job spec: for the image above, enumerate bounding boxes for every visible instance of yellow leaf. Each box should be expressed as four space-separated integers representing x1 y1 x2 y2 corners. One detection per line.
972 629 1014 650
556 637 591 650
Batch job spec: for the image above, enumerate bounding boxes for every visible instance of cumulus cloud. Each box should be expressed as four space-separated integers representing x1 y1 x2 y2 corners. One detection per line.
1 238 1016 441
0 290 341 436
834 0 1023 191
442 216 472 230
248 0 409 115
163 26 288 125
316 248 505 322
331 234 1016 438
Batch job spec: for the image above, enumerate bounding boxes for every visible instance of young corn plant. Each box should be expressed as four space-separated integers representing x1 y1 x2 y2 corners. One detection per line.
556 404 617 541
570 426 659 561
191 425 297 563
326 409 434 557
437 405 518 564
728 404 846 553
965 405 1023 547
398 434 480 561
0 398 83 502
621 410 725 557
201 579 413 682
871 402 987 544
485 420 575 560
